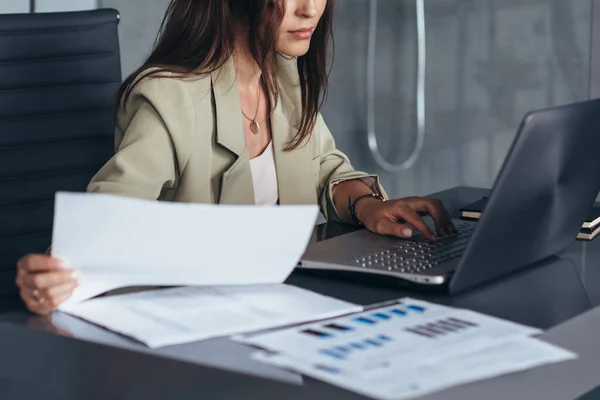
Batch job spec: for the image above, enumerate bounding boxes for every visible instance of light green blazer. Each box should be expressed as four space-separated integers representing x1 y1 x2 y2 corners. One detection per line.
87 55 381 221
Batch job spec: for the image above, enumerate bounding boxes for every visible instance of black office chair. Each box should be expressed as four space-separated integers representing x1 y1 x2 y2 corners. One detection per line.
0 9 121 298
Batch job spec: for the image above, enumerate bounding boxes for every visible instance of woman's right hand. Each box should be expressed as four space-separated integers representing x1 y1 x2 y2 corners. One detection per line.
16 254 79 315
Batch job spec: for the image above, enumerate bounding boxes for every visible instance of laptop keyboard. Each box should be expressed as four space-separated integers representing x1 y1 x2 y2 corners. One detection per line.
351 222 476 274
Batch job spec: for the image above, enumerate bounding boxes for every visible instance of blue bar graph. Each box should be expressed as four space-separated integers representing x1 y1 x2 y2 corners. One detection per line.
316 365 341 374
319 349 344 359
390 309 407 316
372 312 391 320
364 339 382 347
354 316 377 325
325 323 354 332
335 346 350 353
377 334 392 342
407 305 426 313
302 329 333 338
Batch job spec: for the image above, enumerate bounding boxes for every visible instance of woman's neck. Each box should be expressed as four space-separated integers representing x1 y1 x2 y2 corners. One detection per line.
233 46 262 90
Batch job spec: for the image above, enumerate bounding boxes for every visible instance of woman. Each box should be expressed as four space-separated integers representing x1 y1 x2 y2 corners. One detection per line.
16 0 455 315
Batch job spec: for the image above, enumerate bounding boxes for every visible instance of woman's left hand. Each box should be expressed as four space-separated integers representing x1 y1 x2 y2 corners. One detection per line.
354 197 456 241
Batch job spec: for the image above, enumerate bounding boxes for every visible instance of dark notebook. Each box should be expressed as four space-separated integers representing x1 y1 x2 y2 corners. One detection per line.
459 196 600 240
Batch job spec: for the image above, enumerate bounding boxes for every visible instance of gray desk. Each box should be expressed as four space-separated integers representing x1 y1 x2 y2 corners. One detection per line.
1 187 599 399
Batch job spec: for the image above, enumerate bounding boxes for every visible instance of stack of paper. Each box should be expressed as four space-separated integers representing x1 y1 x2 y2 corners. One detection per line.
51 192 360 347
60 284 362 348
236 298 577 400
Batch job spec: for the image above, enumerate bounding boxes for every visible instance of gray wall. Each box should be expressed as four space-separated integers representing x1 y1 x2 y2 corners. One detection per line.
99 0 168 78
0 0 97 13
34 0 97 12
100 0 594 198
325 0 593 198
0 0 29 13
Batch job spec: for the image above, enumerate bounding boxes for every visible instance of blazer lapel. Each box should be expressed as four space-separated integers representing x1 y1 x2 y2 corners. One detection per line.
271 55 316 205
211 58 255 205
210 55 316 206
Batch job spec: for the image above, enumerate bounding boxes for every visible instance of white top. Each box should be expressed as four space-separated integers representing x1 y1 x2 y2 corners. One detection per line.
249 142 279 205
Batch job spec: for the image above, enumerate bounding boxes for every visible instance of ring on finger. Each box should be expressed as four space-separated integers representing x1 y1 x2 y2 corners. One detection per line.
32 289 45 305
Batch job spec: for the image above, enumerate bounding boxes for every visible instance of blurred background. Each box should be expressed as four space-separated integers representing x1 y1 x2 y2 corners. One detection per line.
2 0 597 199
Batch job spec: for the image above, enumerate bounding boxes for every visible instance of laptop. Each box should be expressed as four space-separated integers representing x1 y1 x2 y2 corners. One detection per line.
300 98 600 294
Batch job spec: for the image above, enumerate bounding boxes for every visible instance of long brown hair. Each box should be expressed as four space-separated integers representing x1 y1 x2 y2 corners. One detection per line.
116 0 335 150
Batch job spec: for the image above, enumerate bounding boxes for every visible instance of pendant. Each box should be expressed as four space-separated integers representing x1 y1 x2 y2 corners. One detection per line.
250 120 260 134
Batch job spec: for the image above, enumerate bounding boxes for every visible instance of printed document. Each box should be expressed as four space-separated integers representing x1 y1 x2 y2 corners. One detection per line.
252 338 575 400
239 298 577 399
60 284 361 348
51 192 319 307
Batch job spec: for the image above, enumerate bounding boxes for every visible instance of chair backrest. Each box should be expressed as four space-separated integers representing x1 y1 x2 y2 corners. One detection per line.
0 9 121 298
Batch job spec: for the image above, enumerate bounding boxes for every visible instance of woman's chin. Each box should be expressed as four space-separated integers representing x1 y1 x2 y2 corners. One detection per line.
277 43 311 58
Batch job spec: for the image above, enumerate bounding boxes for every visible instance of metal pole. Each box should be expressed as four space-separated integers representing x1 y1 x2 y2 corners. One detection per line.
590 0 600 98
366 0 427 172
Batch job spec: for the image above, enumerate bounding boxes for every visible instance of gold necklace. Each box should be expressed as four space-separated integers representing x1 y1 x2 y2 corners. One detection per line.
241 81 262 134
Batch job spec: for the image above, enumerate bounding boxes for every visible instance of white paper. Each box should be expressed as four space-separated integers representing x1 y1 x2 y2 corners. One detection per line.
236 298 543 374
60 284 362 348
51 192 319 307
252 338 576 400
241 298 576 399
